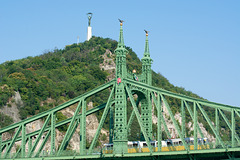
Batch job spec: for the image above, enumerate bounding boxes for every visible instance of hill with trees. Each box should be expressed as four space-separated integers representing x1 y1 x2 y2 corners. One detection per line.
0 36 236 142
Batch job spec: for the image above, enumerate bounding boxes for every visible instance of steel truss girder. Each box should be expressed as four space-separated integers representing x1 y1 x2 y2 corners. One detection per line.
1 74 240 159
125 78 240 112
126 78 240 148
160 94 189 150
1 102 107 148
183 101 204 138
151 92 171 139
218 108 240 145
125 84 153 153
28 114 51 158
57 99 83 155
0 80 115 134
0 80 114 158
88 86 115 154
35 130 51 157
127 98 140 131
197 103 225 148
3 124 22 158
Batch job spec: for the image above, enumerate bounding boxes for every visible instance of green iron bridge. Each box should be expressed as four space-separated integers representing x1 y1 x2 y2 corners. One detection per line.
1 21 240 160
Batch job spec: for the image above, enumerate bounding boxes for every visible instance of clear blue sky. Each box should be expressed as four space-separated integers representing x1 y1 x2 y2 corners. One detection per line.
0 0 239 106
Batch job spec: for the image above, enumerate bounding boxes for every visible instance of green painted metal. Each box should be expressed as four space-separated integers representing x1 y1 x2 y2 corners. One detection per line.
141 31 153 86
3 125 22 158
218 109 240 144
197 103 225 148
80 99 86 155
125 78 240 112
88 86 115 154
58 100 82 155
193 102 197 150
181 100 186 138
28 136 32 156
183 101 204 138
160 113 172 139
13 145 21 158
157 93 162 152
28 114 51 158
66 117 79 148
235 110 240 119
127 108 135 131
140 97 152 141
1 102 107 149
125 85 153 153
127 99 140 131
215 108 219 146
113 21 128 154
35 130 50 157
0 80 114 135
160 94 188 150
140 31 153 140
109 102 114 144
151 92 171 139
232 109 235 147
51 112 56 155
21 124 26 158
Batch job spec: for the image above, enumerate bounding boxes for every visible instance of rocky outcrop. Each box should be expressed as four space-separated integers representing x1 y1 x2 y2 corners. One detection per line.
99 49 116 81
0 91 22 123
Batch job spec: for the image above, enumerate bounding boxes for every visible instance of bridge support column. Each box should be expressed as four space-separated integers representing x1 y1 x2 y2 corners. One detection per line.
181 100 186 137
232 109 235 148
140 92 152 141
193 102 197 150
21 124 26 158
215 108 219 146
28 136 32 155
113 83 128 154
51 112 56 155
80 100 86 155
109 104 114 144
157 94 162 152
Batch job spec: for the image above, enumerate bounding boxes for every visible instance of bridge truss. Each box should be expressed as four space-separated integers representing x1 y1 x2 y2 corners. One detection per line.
0 21 240 160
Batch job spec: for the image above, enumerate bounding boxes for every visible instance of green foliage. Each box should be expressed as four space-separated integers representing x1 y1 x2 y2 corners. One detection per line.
101 133 107 141
0 112 13 128
56 112 68 132
0 84 14 107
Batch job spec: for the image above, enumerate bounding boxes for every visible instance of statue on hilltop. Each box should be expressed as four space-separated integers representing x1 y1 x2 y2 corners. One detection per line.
87 12 93 26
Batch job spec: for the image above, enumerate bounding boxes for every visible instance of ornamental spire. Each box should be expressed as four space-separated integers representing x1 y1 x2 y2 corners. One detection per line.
117 19 125 48
143 30 150 58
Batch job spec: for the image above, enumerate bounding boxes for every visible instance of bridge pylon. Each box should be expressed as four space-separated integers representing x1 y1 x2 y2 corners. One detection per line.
112 20 128 154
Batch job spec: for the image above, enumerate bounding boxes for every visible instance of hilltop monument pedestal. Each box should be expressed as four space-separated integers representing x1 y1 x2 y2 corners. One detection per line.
87 26 92 41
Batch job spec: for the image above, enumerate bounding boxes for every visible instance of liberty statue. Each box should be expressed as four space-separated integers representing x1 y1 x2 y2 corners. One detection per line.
87 13 93 26
87 12 93 41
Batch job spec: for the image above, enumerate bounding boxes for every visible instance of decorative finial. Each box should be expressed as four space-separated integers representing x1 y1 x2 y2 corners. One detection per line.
118 19 124 26
144 30 149 36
